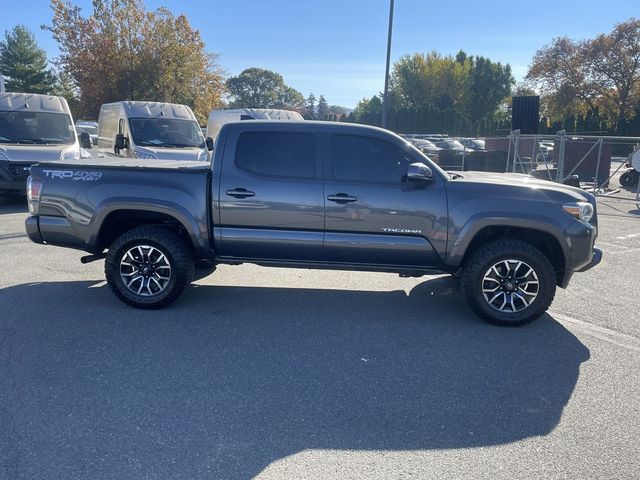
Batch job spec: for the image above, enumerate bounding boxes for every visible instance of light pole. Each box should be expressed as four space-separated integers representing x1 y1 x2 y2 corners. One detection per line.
381 0 395 129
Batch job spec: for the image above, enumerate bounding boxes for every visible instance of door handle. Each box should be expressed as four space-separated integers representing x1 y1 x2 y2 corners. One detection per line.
327 193 358 203
226 188 255 199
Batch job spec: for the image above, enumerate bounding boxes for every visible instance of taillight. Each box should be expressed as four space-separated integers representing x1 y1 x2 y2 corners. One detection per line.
27 176 43 214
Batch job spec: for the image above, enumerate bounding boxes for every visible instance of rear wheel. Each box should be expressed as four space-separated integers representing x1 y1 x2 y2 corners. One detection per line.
105 226 193 309
460 239 556 326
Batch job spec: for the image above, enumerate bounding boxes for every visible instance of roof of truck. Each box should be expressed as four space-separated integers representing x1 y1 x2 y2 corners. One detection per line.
102 101 197 121
0 92 71 115
220 119 397 136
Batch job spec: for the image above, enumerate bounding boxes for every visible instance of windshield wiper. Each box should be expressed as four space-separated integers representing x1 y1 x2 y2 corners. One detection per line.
137 141 197 148
136 141 176 148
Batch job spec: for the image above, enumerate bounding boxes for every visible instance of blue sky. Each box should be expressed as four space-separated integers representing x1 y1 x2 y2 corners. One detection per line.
1 0 637 107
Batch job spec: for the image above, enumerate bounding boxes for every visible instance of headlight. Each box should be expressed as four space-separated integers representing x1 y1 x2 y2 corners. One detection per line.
60 150 80 161
134 149 157 160
563 202 594 222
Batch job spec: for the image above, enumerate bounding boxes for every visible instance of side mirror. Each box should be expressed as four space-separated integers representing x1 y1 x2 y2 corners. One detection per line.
79 131 92 149
115 133 128 151
205 136 214 152
407 162 433 183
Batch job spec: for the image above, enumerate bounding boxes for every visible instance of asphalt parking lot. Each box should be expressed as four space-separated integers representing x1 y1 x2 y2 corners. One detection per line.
1 193 639 480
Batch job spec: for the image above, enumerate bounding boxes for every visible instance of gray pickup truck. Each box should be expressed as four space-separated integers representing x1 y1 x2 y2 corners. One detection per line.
24 121 602 325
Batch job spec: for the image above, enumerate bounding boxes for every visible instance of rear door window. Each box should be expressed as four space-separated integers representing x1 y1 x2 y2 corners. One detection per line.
236 131 316 178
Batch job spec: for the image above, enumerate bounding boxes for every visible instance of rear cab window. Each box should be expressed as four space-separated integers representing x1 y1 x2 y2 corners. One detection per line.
330 134 411 183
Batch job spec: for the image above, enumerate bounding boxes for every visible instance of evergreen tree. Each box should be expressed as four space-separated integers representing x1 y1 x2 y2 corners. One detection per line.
317 94 329 120
0 25 55 93
305 93 316 119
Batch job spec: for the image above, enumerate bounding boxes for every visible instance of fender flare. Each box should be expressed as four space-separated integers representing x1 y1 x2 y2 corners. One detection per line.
86 198 210 256
445 213 569 268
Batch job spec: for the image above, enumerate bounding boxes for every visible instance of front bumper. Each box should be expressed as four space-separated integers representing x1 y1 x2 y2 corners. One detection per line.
575 247 602 272
556 219 602 288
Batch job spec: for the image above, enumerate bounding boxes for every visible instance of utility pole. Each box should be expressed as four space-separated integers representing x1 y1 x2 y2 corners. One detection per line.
0 75 5 93
381 0 395 129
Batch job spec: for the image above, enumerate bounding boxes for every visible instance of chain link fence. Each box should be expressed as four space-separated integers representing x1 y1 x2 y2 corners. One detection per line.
438 131 640 212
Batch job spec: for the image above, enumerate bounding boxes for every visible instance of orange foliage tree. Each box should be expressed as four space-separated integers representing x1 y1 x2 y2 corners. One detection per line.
46 0 225 123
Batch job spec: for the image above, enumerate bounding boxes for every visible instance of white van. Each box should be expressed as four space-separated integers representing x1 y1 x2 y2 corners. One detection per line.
205 108 304 145
0 92 80 195
96 101 208 161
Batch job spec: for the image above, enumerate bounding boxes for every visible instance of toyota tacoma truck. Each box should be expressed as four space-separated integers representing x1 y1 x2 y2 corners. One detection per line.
24 121 602 326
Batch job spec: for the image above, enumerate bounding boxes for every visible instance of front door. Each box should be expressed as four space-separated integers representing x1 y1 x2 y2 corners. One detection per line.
322 133 448 267
217 128 324 261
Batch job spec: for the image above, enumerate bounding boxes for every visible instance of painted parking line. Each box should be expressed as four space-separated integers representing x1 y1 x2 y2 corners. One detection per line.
552 312 640 352
616 233 640 240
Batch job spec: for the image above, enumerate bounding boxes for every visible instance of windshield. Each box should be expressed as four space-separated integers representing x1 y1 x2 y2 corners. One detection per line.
0 110 75 145
129 118 204 148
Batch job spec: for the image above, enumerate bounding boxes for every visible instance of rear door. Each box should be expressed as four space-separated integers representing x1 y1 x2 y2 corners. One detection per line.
216 127 324 261
322 132 448 267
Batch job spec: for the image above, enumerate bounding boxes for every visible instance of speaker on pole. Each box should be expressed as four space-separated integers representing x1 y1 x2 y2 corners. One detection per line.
511 96 540 134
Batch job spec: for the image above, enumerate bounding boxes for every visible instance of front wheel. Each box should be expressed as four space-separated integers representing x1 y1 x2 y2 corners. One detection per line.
460 239 556 326
105 226 193 309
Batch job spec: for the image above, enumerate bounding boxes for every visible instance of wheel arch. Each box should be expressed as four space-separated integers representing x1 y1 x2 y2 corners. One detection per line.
88 203 210 258
449 218 568 286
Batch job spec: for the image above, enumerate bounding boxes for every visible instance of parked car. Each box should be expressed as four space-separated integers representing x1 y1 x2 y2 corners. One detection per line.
25 121 601 326
408 138 442 159
461 138 485 150
90 101 209 162
0 92 80 196
434 138 470 152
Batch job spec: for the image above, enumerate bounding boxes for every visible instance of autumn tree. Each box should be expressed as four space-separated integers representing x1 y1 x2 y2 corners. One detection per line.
526 18 640 129
226 67 305 110
46 0 225 123
0 25 55 93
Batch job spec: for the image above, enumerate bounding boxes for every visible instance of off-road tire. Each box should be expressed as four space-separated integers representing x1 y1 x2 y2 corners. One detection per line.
460 239 556 326
105 226 193 309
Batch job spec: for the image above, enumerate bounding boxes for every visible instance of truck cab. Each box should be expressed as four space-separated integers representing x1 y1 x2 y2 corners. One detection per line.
96 101 209 162
0 92 79 195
